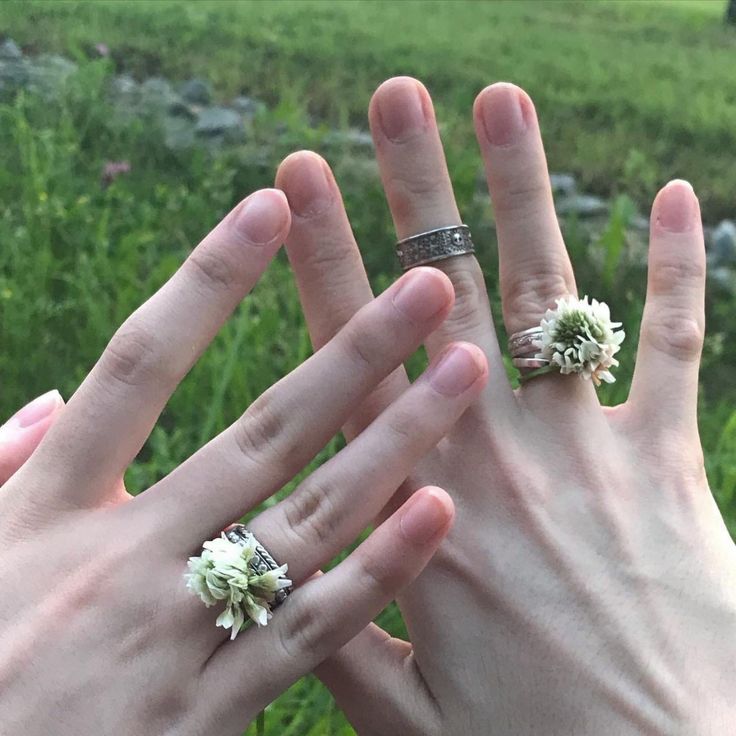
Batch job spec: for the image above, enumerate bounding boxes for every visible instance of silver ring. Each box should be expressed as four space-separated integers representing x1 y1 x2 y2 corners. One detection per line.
512 357 550 370
225 524 293 606
508 327 543 358
396 224 475 271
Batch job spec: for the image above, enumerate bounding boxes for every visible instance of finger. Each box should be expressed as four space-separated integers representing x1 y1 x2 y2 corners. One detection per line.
316 625 437 736
473 83 597 405
628 181 705 439
249 341 487 582
473 83 575 335
23 190 291 507
0 391 64 486
277 150 409 439
368 76 511 408
138 267 455 543
198 487 454 721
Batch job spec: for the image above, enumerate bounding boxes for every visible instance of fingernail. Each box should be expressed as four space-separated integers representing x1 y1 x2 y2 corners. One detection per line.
479 83 528 146
655 180 696 233
392 267 452 323
400 487 453 545
282 153 333 218
375 77 427 142
1 390 61 434
236 189 289 245
428 343 486 396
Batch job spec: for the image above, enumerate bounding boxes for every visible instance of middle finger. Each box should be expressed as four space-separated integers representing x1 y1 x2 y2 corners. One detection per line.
369 76 512 411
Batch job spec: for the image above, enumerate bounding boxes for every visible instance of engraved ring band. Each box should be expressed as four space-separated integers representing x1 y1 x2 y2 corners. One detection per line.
396 224 476 271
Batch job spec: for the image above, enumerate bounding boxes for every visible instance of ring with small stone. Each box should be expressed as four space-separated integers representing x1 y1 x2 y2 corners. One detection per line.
396 224 475 271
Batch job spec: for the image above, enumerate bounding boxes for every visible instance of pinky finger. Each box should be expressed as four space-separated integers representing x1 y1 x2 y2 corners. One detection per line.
0 390 64 486
628 180 705 441
199 486 454 726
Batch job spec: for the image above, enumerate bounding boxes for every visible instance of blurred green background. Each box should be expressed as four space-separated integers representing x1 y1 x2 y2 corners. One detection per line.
1 1 735 733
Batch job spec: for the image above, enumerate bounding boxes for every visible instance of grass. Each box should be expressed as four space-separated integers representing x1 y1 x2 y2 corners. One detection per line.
3 0 736 219
0 1 735 733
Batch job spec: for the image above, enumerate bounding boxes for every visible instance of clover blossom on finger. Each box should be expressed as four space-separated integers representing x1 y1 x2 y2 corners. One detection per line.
535 295 625 385
185 533 292 639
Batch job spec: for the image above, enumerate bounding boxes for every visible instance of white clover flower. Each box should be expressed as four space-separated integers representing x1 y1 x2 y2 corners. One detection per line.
535 295 625 386
185 532 292 640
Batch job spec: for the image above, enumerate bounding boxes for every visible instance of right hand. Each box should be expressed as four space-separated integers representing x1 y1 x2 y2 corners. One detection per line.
0 187 488 734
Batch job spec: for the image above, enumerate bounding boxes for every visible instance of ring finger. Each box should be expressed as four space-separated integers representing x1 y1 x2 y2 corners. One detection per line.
473 83 597 405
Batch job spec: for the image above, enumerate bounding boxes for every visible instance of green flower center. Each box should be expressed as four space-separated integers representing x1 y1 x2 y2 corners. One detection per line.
553 311 603 346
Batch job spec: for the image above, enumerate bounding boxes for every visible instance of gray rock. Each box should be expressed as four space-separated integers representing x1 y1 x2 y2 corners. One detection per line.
232 95 266 119
109 75 141 120
195 106 243 142
708 266 736 293
164 115 196 150
0 59 29 100
550 173 577 197
111 74 139 98
139 77 179 115
179 78 212 106
324 128 373 149
630 214 650 232
26 54 77 96
168 98 199 120
556 194 608 217
710 220 736 266
0 39 22 60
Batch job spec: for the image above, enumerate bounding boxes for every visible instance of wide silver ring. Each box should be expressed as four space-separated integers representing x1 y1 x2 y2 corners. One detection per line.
396 224 475 271
225 524 293 606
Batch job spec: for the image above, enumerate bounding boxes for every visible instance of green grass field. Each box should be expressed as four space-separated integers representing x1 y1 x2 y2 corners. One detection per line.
1 1 735 733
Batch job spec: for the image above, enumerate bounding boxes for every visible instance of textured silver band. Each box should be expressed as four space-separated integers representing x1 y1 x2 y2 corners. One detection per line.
396 224 475 271
225 524 292 606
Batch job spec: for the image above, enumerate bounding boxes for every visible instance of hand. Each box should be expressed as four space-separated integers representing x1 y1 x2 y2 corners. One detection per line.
274 79 736 734
0 188 489 734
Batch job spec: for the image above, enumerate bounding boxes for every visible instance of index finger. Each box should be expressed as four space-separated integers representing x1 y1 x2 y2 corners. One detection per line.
19 190 290 509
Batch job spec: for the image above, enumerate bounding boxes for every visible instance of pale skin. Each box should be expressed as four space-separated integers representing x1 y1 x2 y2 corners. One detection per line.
272 79 736 734
0 188 491 734
4 79 736 735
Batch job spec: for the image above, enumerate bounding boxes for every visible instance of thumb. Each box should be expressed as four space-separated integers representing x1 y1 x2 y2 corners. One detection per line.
0 390 65 485
316 623 438 736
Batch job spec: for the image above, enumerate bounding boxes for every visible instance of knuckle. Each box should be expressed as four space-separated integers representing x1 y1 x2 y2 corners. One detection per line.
384 407 417 444
387 168 446 202
100 322 165 388
440 265 486 334
340 320 383 376
386 172 448 225
283 478 339 547
186 246 237 292
643 310 704 361
233 390 290 462
502 268 571 327
276 596 326 664
493 178 551 216
649 259 705 296
355 545 400 598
